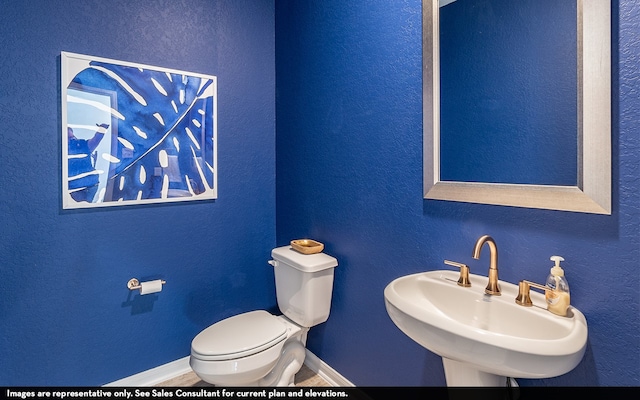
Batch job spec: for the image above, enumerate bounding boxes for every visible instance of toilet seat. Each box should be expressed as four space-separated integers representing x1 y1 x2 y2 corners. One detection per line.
191 310 288 361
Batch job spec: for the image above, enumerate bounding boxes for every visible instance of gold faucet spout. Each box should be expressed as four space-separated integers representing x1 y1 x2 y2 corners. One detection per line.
472 235 501 295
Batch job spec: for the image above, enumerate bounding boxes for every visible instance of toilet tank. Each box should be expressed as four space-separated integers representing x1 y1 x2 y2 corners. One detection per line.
270 245 338 327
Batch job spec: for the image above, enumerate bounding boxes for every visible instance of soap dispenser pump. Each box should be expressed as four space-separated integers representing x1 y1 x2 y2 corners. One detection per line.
545 256 570 316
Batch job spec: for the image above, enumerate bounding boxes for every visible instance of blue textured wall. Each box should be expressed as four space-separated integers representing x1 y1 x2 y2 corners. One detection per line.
0 0 275 385
276 0 639 387
0 0 637 388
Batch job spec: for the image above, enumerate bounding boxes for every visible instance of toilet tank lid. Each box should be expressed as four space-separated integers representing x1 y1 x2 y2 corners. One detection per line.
271 245 338 272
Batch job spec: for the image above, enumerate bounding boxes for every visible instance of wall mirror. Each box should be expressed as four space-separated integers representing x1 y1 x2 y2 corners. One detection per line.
423 0 611 214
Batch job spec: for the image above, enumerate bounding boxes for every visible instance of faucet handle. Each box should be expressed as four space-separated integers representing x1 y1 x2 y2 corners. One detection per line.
444 260 472 287
515 280 549 307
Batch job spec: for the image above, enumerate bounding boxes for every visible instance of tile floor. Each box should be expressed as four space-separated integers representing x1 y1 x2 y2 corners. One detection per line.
156 365 331 387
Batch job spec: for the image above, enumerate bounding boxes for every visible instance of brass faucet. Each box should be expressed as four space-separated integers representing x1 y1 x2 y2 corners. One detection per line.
515 280 548 307
472 235 501 295
444 260 472 287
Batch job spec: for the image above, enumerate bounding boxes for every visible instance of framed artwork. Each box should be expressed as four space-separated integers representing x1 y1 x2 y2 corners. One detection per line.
61 52 217 209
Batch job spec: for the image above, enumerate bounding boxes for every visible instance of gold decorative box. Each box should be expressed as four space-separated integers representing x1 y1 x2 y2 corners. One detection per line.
290 239 324 254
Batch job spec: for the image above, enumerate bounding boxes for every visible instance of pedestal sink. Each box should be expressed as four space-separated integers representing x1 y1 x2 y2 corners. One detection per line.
384 270 588 386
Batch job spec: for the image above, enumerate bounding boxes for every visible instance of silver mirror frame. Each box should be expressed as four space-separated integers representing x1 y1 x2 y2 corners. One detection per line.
423 0 611 214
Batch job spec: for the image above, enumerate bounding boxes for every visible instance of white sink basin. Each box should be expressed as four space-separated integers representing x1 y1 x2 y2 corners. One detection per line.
384 270 588 385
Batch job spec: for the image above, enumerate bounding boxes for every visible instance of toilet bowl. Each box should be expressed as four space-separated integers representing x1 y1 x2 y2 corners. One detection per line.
190 310 308 386
189 245 338 386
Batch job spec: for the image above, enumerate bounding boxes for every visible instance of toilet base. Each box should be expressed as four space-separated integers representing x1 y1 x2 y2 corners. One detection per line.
259 334 307 386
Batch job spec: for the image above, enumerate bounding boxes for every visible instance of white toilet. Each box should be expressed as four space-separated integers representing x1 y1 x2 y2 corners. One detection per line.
189 245 338 386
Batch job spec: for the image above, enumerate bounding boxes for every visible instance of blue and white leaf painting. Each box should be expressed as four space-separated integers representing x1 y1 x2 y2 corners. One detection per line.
61 52 217 209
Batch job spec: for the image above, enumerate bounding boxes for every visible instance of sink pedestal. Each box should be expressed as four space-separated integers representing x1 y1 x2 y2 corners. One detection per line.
442 358 514 387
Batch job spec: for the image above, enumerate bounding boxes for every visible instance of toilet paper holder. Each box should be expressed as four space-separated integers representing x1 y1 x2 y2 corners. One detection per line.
127 278 166 291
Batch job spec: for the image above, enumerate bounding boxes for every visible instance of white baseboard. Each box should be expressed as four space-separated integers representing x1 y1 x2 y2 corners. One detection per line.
104 356 192 387
104 350 353 387
303 350 354 387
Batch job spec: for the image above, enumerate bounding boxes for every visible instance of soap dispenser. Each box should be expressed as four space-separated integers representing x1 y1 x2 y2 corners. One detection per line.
545 256 570 316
